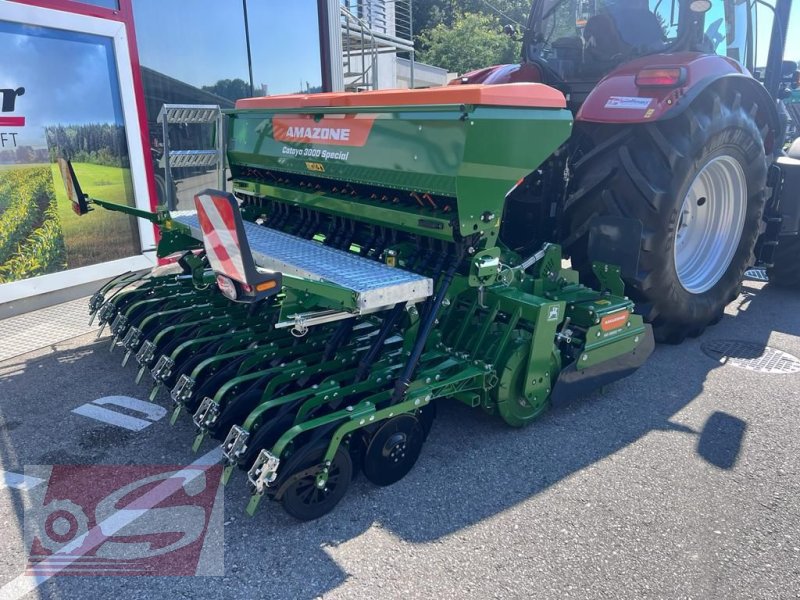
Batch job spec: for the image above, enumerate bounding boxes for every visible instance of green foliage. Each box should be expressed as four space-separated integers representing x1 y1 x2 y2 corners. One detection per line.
0 166 67 283
202 78 252 102
50 162 140 269
417 12 520 74
413 0 530 35
0 167 50 264
45 123 129 168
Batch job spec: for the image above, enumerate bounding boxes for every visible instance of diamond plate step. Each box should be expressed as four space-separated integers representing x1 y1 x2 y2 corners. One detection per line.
162 150 218 168
172 212 432 310
157 104 220 124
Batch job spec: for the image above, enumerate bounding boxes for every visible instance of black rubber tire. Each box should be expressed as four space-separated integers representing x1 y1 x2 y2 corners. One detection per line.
767 234 800 289
280 444 352 522
564 90 769 343
363 414 424 487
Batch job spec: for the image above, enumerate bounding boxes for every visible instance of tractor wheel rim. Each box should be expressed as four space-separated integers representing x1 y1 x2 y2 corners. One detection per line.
674 155 747 294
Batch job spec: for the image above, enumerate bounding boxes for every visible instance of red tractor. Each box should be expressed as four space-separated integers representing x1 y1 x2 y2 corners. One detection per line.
457 0 800 342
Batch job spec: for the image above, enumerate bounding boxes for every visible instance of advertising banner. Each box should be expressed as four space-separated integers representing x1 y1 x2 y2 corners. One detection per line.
0 20 140 285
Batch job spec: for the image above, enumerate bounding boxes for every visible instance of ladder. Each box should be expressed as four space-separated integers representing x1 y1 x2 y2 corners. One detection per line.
157 104 224 210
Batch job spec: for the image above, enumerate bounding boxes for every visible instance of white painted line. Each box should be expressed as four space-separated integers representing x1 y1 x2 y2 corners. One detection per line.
0 448 222 599
71 396 167 431
93 396 167 422
0 471 44 491
71 404 152 431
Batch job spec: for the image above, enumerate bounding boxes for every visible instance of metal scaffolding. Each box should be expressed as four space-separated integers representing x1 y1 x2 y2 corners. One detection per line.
340 0 414 91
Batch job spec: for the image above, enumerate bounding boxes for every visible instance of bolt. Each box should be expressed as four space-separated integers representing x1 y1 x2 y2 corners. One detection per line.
582 354 588 361
634 336 639 343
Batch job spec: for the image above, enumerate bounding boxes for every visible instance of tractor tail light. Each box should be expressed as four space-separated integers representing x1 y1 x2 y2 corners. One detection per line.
635 67 686 87
216 274 238 301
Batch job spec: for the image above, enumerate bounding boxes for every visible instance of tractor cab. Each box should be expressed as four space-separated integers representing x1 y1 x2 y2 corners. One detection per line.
510 0 768 110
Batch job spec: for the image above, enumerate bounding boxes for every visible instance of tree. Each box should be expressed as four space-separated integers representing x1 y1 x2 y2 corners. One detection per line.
417 12 520 74
201 78 252 102
413 0 530 39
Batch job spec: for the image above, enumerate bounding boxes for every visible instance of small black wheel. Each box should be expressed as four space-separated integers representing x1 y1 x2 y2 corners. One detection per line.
363 414 424 486
280 444 352 521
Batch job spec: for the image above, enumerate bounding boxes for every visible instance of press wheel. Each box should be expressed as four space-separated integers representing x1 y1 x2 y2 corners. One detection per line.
280 444 352 521
363 414 424 487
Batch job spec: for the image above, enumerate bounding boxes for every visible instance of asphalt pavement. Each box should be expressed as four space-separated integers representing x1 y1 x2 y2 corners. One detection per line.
0 278 799 600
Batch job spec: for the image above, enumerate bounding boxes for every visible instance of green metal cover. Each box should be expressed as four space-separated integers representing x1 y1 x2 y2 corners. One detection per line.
227 86 572 237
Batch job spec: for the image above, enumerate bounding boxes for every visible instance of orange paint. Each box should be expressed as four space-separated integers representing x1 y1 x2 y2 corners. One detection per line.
272 114 376 147
600 310 630 332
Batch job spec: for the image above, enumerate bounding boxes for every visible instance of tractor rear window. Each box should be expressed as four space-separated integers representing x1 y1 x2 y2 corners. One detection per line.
538 0 681 48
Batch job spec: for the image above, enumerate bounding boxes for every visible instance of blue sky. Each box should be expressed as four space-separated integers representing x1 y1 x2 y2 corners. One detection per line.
0 22 123 147
131 0 323 95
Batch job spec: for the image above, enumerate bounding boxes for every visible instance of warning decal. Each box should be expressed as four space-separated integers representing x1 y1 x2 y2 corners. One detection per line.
604 96 653 110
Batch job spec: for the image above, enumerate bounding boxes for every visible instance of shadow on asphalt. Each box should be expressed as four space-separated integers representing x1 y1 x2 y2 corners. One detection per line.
0 280 797 597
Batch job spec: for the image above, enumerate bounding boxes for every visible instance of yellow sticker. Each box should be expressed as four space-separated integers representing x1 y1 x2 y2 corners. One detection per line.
305 161 325 173
595 299 611 305
643 108 655 119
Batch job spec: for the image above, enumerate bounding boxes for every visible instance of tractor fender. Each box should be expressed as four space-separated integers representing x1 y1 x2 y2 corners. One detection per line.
449 63 543 86
577 53 781 152
789 137 800 159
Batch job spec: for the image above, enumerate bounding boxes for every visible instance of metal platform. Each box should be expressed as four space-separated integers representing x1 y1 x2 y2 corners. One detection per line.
172 212 432 310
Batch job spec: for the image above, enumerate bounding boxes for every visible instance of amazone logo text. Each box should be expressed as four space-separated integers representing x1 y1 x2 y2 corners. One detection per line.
284 126 351 141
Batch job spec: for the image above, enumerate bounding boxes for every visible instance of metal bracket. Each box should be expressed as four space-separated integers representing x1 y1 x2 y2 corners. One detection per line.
150 355 175 383
193 397 220 431
222 425 250 466
88 291 105 324
121 327 142 352
276 309 357 337
96 302 117 336
136 340 157 368
120 327 142 367
247 449 281 494
170 374 195 405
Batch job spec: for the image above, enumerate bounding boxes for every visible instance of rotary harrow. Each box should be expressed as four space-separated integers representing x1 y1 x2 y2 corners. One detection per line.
62 83 653 520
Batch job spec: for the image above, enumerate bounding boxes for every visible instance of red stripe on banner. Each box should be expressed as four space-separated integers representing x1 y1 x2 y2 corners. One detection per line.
0 117 25 126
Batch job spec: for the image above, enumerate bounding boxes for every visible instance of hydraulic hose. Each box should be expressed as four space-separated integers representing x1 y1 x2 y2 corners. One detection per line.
390 256 459 404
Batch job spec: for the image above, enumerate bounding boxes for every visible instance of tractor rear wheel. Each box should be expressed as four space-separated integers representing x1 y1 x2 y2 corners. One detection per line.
565 91 768 343
768 234 800 288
